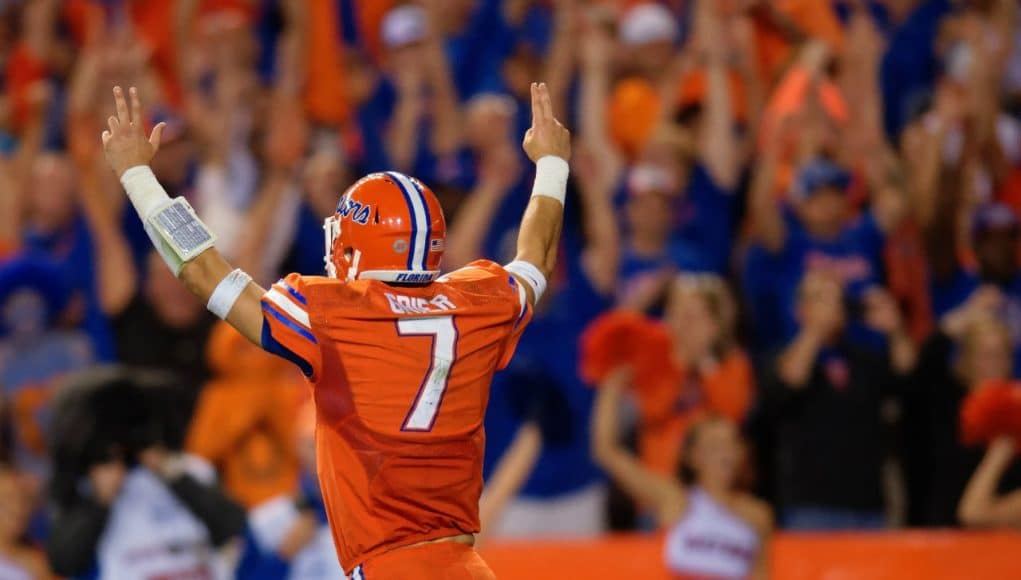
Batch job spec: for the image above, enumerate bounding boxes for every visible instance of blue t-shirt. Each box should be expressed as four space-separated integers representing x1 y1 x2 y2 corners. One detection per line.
352 80 476 191
673 164 739 274
743 212 886 349
930 267 980 320
22 219 115 360
444 0 516 99
617 241 704 310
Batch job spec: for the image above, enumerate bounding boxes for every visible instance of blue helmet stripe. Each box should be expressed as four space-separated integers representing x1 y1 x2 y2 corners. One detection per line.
413 179 432 270
386 171 419 270
385 171 428 270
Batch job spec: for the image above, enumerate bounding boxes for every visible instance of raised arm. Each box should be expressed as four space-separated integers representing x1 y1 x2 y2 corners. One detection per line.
695 0 741 191
591 369 685 525
748 119 788 253
443 146 519 271
776 272 841 388
573 143 620 295
577 20 618 165
101 86 265 344
543 0 581 119
507 83 571 306
276 0 310 96
75 155 138 315
421 10 462 159
386 51 427 173
958 437 1021 527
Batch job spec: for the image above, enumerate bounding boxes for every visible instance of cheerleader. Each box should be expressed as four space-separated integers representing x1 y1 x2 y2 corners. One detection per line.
592 371 772 579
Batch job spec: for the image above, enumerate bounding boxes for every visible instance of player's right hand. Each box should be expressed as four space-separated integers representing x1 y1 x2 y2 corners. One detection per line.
101 86 166 178
523 82 571 163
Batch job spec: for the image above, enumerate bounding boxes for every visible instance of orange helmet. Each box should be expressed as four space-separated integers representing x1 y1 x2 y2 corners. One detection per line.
323 171 446 283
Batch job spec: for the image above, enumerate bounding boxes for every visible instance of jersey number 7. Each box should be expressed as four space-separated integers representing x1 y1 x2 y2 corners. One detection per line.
397 316 458 431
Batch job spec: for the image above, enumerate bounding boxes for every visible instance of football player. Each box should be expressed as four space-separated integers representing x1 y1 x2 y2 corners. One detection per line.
101 82 570 579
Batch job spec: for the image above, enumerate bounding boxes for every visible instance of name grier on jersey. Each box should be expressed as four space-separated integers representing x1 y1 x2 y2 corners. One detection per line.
386 292 457 315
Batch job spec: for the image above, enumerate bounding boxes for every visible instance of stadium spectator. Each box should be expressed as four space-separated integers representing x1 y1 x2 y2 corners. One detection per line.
377 3 465 190
958 435 1021 528
15 154 110 350
905 309 1021 526
630 274 755 477
593 367 772 579
745 153 904 349
580 1 745 304
442 93 529 270
45 368 245 579
0 255 93 479
760 271 915 530
75 149 215 430
186 322 303 511
232 98 344 282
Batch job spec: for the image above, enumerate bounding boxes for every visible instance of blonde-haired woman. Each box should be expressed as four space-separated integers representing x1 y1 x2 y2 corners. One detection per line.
637 273 756 475
905 297 1021 526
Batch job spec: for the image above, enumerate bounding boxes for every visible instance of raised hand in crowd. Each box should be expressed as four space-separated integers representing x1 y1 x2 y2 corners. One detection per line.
941 285 1007 339
863 287 917 373
777 272 846 388
690 0 743 191
959 437 1021 527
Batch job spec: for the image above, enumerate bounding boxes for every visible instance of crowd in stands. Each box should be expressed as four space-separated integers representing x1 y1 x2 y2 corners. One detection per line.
3 0 1021 578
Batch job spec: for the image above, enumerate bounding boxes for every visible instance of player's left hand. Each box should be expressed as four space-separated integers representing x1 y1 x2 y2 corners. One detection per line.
101 86 166 178
523 82 571 162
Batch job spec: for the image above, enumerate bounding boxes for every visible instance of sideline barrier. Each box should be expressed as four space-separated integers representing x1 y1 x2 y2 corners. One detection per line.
482 531 1021 579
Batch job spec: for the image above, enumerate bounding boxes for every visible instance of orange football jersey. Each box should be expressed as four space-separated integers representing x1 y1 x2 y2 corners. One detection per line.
259 260 532 573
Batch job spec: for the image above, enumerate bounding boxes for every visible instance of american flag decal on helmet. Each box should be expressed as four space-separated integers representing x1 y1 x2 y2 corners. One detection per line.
430 238 444 252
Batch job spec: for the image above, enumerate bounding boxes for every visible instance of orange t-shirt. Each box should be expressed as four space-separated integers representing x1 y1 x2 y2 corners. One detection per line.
260 260 531 573
187 322 303 509
636 349 755 476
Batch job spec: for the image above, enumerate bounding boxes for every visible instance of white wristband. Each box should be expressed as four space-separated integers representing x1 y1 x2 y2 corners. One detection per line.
506 260 548 303
121 166 171 220
531 156 569 205
207 269 253 320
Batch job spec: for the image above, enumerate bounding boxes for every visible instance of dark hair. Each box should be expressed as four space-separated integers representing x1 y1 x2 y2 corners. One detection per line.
676 414 727 485
48 367 183 509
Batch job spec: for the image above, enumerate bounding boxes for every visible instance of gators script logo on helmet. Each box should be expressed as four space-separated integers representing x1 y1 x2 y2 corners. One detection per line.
324 171 446 283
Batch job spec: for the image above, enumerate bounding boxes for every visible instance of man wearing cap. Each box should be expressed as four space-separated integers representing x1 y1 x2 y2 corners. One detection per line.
931 204 1020 318
935 203 1021 374
618 3 680 82
341 3 469 190
746 157 906 349
617 163 704 311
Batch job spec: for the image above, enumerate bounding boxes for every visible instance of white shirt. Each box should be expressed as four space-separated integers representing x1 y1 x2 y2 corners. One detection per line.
95 467 229 580
664 488 760 579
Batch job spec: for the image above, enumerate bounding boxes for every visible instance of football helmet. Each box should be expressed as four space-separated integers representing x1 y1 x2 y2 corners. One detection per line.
324 171 446 283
